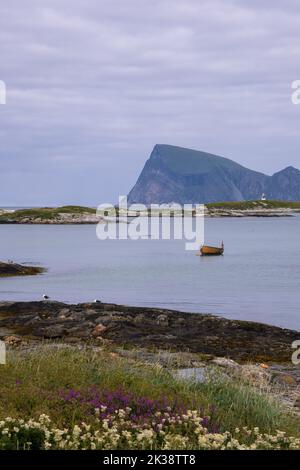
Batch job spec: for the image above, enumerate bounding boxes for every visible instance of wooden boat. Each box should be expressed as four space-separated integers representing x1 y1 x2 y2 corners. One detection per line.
200 242 224 256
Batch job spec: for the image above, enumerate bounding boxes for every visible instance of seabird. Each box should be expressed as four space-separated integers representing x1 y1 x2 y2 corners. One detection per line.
43 294 50 300
93 299 101 303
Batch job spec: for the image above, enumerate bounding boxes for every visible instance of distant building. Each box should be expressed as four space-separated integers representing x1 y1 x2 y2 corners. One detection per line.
261 193 266 201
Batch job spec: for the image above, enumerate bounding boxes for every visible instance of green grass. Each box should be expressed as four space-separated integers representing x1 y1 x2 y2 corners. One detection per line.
0 345 205 427
196 369 298 436
207 200 300 210
0 344 298 438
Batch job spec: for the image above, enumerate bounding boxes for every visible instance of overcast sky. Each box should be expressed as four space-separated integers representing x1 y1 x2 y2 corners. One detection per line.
0 0 299 206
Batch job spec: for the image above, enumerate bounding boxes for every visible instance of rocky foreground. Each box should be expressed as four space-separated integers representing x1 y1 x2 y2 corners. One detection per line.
0 262 44 277
0 301 298 363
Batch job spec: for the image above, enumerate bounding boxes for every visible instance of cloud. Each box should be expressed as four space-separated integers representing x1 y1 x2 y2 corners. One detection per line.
0 0 299 204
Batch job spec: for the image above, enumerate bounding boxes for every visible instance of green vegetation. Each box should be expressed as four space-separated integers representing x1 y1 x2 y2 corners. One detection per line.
196 369 297 436
0 344 298 449
0 201 299 223
207 200 300 210
0 345 203 426
0 205 96 222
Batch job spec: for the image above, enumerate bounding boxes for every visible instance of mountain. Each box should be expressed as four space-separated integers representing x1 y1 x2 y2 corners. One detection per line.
127 144 300 204
266 166 300 201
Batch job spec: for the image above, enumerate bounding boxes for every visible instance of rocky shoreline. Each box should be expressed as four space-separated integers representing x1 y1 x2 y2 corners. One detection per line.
0 262 44 277
0 300 298 363
1 203 300 224
0 211 102 224
1 301 299 412
204 207 298 217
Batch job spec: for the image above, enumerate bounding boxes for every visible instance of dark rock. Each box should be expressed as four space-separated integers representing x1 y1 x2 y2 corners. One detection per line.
0 301 299 362
0 261 44 277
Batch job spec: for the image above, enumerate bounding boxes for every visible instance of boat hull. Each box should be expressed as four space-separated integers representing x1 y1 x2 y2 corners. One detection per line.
200 245 224 256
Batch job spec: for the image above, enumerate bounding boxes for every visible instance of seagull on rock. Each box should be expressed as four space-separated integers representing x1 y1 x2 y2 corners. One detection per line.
43 294 50 300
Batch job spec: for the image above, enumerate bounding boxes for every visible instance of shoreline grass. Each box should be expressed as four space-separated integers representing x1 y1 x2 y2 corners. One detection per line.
0 344 299 449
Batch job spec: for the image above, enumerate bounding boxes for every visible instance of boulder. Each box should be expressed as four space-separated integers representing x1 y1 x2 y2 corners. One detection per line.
272 373 297 387
4 335 22 345
92 324 107 337
211 357 239 369
156 314 169 327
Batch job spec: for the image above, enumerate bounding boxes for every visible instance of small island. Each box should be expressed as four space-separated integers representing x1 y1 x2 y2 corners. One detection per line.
0 200 300 224
205 200 300 217
0 206 101 224
0 261 45 277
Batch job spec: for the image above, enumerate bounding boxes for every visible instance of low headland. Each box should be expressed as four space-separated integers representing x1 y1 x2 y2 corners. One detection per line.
0 206 100 224
0 261 44 277
0 200 300 224
206 200 300 217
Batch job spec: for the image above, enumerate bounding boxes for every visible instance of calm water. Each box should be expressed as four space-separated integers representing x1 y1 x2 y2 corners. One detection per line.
0 217 299 330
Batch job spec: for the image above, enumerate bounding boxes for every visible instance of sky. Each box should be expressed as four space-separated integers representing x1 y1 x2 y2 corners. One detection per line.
0 0 300 206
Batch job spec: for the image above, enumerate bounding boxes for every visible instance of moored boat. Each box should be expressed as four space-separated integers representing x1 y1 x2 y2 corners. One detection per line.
200 242 224 256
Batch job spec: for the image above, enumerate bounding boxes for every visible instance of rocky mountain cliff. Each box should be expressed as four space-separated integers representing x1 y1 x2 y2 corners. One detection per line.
128 145 300 204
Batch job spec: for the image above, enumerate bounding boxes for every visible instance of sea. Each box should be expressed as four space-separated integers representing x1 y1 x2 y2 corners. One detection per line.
0 216 299 330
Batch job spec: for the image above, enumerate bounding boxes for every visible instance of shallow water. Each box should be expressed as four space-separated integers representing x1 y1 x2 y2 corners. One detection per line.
0 216 299 330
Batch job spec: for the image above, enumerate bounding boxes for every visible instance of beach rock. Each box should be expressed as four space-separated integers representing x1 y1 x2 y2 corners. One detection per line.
4 335 22 345
211 357 240 369
174 317 185 325
272 373 297 386
133 314 146 324
92 324 107 337
0 261 44 277
156 314 169 327
59 308 71 318
0 301 299 362
42 324 68 338
85 309 98 317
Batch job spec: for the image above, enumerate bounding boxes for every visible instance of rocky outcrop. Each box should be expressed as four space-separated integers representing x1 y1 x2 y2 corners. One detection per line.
0 262 44 277
0 206 105 224
0 213 102 225
128 144 300 204
205 206 296 218
0 301 298 362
